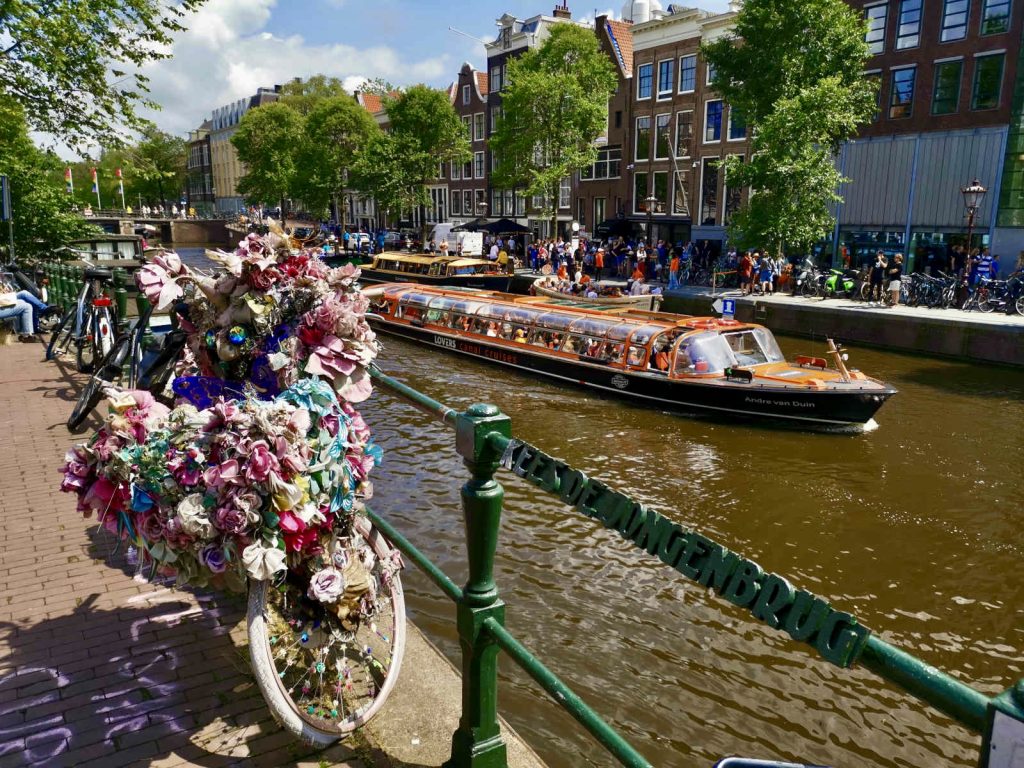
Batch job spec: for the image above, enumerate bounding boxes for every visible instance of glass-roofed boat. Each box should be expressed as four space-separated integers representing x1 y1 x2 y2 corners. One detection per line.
363 284 897 428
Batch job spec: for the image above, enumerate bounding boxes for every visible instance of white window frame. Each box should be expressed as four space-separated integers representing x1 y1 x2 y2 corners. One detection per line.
474 112 485 142
727 106 746 142
635 115 651 161
654 113 672 160
637 63 653 100
652 171 669 215
698 156 720 226
706 61 716 87
474 151 485 179
450 161 460 180
703 99 724 144
558 177 571 209
657 59 674 101
489 65 501 92
678 54 697 94
462 84 471 105
675 110 693 158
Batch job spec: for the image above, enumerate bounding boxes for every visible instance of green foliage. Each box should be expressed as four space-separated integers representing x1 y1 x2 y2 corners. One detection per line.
0 0 205 148
490 23 617 237
359 77 397 98
702 0 876 253
351 85 469 233
123 127 186 206
292 96 380 221
278 75 350 116
231 103 304 210
0 97 99 260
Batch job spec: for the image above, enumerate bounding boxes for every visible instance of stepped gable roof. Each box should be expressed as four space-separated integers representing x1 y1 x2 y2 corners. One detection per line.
605 19 634 77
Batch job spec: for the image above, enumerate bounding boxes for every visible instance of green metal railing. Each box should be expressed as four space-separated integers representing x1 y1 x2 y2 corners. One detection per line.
364 364 1024 767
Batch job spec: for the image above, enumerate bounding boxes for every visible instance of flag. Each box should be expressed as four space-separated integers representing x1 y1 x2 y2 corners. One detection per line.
116 167 125 208
90 168 98 194
64 167 73 194
115 168 122 180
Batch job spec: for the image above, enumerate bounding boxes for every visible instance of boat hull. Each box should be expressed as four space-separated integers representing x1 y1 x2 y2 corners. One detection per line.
368 318 894 427
533 283 663 311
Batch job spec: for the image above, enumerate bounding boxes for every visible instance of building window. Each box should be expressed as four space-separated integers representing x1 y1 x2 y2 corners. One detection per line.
464 159 473 179
558 178 570 209
675 111 693 157
594 197 606 225
655 114 671 159
889 66 916 118
896 0 922 49
652 171 668 214
706 62 717 87
972 53 1005 110
657 59 674 100
704 100 723 142
582 147 621 180
490 65 502 92
982 0 1012 33
636 116 651 160
464 191 473 215
474 151 485 178
679 54 697 93
463 85 471 105
474 113 485 142
866 71 882 120
516 195 526 217
490 105 500 134
940 0 970 41
727 107 746 140
502 189 513 216
724 155 745 224
672 171 690 216
462 115 471 139
932 59 963 114
614 110 622 129
699 158 719 225
634 172 649 213
637 63 653 99
452 192 462 215
865 3 887 55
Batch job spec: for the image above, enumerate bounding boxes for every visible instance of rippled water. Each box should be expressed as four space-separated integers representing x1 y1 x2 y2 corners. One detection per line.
366 335 1024 768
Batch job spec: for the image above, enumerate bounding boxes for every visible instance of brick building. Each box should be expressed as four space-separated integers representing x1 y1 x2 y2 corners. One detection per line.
185 120 214 215
447 63 490 225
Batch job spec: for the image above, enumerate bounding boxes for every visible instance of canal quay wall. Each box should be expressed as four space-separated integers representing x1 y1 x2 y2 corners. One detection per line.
0 341 545 768
663 287 1024 367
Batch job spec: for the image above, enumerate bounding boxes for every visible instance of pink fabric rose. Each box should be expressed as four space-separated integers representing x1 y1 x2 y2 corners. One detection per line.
245 442 279 483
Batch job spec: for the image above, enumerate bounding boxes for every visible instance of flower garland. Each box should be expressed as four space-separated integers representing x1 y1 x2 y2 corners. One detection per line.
60 231 387 605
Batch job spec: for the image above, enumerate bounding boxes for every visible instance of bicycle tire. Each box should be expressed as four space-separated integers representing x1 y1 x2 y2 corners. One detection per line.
67 335 131 432
46 309 75 361
76 307 97 373
247 514 406 744
1016 296 1024 316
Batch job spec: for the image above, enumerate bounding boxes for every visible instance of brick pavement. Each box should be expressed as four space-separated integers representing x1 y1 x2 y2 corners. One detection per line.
0 341 369 768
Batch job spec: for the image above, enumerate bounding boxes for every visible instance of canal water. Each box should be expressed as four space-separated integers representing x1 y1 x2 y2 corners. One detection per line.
173 248 1021 765
365 335 1023 768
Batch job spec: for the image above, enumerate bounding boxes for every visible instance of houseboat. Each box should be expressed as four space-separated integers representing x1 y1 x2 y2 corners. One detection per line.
364 284 896 427
358 253 515 291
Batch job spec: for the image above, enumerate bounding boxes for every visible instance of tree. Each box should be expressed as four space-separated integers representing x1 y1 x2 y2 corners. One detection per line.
360 78 397 97
122 127 186 209
278 75 350 116
0 97 99 260
701 0 876 254
0 0 205 149
490 23 617 240
353 85 469 241
231 103 304 216
292 96 379 225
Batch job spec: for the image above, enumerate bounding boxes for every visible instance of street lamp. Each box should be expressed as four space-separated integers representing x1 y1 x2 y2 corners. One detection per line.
961 178 987 253
644 193 660 246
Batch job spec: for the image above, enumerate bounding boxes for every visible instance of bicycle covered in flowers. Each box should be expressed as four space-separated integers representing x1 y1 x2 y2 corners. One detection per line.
59 229 405 744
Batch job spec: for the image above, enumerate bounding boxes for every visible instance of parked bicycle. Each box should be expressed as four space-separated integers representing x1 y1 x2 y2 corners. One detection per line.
46 259 120 373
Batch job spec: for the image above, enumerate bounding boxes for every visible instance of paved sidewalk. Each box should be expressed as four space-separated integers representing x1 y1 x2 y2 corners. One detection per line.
0 341 367 768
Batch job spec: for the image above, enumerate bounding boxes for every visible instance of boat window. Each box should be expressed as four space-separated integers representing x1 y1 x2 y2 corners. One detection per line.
527 327 563 349
568 317 611 338
427 296 459 312
425 307 452 325
676 332 735 375
395 293 431 321
649 333 674 374
627 345 646 367
535 312 577 332
561 335 623 363
449 300 484 315
751 327 785 363
629 324 668 347
382 285 407 298
606 323 635 342
723 330 780 367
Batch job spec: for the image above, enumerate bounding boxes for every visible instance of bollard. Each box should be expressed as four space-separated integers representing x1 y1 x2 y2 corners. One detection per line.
446 403 513 768
112 268 128 329
57 264 68 309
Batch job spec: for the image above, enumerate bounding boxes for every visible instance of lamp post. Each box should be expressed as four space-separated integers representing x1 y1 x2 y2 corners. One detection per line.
644 193 659 247
960 178 987 255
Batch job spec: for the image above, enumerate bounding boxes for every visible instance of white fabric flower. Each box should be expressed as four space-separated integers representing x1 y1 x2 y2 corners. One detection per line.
177 493 214 540
242 542 287 581
307 567 346 603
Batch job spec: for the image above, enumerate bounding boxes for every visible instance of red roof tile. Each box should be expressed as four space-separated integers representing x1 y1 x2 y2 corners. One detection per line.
606 19 634 77
476 71 489 97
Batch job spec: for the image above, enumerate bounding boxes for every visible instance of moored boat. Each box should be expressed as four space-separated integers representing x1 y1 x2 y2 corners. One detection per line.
358 253 515 291
532 276 663 311
363 283 896 427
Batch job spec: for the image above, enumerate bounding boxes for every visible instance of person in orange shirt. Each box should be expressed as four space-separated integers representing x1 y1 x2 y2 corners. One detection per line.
631 265 644 281
579 273 591 286
668 254 680 289
557 264 569 281
594 247 605 278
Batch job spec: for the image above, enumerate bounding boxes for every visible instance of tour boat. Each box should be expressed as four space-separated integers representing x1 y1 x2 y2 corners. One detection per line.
358 253 515 291
363 283 897 427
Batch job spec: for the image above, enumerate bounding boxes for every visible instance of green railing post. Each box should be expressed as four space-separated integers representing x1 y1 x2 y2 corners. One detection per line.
446 403 513 768
112 268 128 329
55 264 66 308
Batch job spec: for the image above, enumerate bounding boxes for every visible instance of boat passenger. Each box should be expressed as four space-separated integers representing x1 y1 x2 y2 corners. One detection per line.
486 322 499 337
513 328 528 343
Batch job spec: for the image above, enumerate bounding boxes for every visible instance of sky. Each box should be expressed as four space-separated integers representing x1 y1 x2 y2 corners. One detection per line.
51 0 730 158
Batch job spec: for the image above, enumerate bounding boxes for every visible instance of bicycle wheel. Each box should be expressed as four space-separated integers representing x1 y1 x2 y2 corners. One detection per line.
1016 295 1024 316
247 514 406 744
45 308 75 361
76 308 98 373
67 335 131 432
